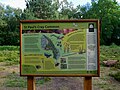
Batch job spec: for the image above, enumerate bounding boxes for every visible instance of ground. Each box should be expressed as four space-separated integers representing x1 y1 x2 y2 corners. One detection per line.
0 62 120 90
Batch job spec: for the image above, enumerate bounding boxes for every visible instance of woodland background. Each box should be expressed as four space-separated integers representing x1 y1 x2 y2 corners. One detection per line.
0 0 120 46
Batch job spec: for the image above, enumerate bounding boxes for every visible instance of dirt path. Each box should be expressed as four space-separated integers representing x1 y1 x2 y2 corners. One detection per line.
0 62 24 90
0 62 18 85
35 77 83 90
93 66 120 90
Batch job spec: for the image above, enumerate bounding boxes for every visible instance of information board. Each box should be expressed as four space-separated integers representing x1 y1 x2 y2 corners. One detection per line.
20 20 100 76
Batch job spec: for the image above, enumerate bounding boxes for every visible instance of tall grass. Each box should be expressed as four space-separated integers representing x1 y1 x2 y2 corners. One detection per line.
0 46 19 51
100 44 120 62
0 46 19 64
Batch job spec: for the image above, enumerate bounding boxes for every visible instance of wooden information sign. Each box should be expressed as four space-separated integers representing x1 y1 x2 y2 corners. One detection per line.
20 20 100 90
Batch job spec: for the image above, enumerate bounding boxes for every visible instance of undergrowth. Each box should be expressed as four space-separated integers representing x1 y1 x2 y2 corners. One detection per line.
109 71 120 82
0 46 19 65
4 73 51 87
100 44 120 63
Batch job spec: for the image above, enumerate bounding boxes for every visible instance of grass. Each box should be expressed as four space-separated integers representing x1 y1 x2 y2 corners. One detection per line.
0 46 19 65
109 71 120 82
4 73 27 88
100 44 120 83
0 67 5 71
100 44 120 63
93 66 120 90
0 46 19 51
0 46 51 88
4 73 51 88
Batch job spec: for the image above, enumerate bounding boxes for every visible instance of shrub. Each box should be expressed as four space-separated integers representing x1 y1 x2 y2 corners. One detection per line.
0 46 19 64
100 45 120 64
109 71 120 82
115 62 120 69
0 46 19 51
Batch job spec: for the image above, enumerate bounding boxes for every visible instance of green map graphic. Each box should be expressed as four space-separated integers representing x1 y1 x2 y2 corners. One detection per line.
21 22 98 75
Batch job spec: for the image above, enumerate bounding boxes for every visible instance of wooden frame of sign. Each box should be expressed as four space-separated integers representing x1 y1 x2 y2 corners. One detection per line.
20 19 100 77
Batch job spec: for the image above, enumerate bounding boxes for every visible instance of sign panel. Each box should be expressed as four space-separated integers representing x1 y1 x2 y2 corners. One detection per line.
20 20 100 76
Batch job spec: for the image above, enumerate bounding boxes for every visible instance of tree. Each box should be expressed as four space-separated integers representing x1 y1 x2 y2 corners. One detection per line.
23 0 76 20
59 0 76 19
0 0 120 45
0 4 22 45
85 0 120 45
24 0 54 19
74 2 91 19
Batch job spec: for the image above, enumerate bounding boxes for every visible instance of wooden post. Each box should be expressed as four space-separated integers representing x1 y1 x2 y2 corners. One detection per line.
27 76 35 90
84 77 92 90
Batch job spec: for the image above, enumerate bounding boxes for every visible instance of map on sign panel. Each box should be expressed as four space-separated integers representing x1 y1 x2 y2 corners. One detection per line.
20 21 98 75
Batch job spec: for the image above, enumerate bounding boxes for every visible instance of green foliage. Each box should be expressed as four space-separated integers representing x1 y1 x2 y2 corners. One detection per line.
0 0 120 45
85 0 120 45
36 77 51 85
0 46 19 51
23 0 76 20
4 73 51 87
115 61 120 69
100 44 120 63
0 46 19 64
0 4 22 46
5 73 27 87
109 71 120 82
59 0 76 19
24 0 54 19
100 44 120 82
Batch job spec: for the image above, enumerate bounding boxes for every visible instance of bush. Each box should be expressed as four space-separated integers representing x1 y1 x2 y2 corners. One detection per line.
100 45 120 63
115 62 120 69
0 46 19 64
0 46 19 51
110 71 120 82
